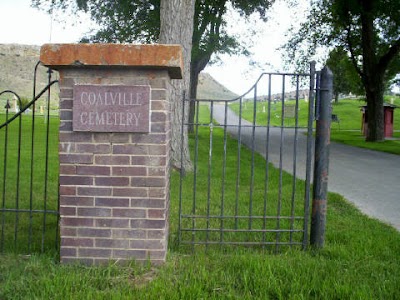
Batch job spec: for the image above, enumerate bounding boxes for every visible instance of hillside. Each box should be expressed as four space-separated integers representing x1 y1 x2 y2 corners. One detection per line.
0 44 51 99
0 44 238 104
197 72 238 100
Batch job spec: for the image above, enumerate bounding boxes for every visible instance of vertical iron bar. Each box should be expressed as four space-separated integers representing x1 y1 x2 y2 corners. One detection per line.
206 102 214 248
234 97 243 229
219 102 228 244
289 75 300 244
262 75 272 245
178 92 186 246
28 62 41 253
315 71 321 120
1 100 10 253
41 69 52 252
28 104 35 253
310 66 333 248
191 100 200 249
303 62 316 249
14 96 23 251
249 85 257 230
276 75 286 251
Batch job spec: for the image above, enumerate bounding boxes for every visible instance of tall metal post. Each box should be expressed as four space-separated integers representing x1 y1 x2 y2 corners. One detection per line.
310 66 333 248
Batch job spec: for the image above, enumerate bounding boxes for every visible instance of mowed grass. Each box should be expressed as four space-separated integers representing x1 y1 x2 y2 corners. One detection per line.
231 96 400 155
170 105 308 250
230 98 311 128
0 113 59 253
330 97 400 155
330 95 400 131
0 107 399 299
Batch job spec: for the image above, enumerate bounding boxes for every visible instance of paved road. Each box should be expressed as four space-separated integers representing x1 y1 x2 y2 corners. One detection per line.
213 105 400 231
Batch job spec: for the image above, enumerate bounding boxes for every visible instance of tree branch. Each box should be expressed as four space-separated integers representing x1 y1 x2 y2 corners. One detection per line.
345 23 364 80
378 38 400 73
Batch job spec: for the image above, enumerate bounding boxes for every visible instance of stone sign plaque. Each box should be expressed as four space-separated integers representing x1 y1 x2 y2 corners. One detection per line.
73 85 150 132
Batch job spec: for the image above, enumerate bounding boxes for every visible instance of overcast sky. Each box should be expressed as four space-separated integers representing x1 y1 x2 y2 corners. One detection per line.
0 0 310 95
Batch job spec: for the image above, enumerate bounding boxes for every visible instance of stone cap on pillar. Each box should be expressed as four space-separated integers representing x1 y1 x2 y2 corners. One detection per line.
40 43 183 79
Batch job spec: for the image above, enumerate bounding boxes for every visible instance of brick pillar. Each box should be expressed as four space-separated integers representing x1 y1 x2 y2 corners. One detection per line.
40 44 182 265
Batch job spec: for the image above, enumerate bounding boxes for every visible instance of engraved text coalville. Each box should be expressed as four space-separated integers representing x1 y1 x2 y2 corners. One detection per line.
73 85 150 132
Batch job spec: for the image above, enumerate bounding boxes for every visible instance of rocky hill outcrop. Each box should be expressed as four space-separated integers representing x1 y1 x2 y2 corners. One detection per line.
0 44 238 103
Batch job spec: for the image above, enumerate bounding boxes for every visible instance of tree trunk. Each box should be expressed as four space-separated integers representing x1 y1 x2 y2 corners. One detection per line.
360 1 385 142
159 0 195 171
334 91 339 103
365 75 385 141
188 55 213 133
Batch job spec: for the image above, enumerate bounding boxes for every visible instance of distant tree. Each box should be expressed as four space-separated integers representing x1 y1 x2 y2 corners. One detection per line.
326 46 363 102
19 97 31 110
283 0 400 141
390 75 400 93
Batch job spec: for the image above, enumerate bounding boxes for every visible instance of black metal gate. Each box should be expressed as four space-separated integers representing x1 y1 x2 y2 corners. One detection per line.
0 62 59 254
178 63 332 251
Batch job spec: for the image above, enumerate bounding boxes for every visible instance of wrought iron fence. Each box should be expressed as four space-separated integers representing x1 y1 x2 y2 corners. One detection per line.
178 65 323 252
0 62 59 254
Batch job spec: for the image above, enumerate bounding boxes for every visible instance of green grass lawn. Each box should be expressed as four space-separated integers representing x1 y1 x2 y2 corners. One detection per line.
231 96 400 155
330 130 400 154
0 113 59 253
172 105 308 250
330 96 400 155
0 108 399 299
229 98 311 128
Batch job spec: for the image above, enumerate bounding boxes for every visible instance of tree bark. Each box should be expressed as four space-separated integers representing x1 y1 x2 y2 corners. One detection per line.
360 0 385 141
188 54 213 133
365 74 385 141
334 91 339 103
159 0 195 171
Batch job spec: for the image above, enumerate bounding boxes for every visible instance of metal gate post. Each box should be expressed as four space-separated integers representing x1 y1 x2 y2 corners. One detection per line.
310 66 333 248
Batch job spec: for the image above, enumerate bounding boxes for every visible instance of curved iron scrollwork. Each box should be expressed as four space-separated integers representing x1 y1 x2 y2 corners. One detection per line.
0 61 59 129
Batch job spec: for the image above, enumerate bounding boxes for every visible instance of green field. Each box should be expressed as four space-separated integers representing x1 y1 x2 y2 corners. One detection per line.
330 95 400 131
0 113 59 253
173 105 308 250
329 97 400 155
229 98 311 128
230 96 400 155
0 108 399 299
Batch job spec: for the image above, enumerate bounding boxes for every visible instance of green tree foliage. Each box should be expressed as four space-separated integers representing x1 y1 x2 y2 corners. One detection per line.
284 0 400 141
326 46 363 102
391 76 400 93
19 97 31 109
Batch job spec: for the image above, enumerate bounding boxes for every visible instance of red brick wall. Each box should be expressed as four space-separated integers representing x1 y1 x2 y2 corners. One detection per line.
58 68 171 265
